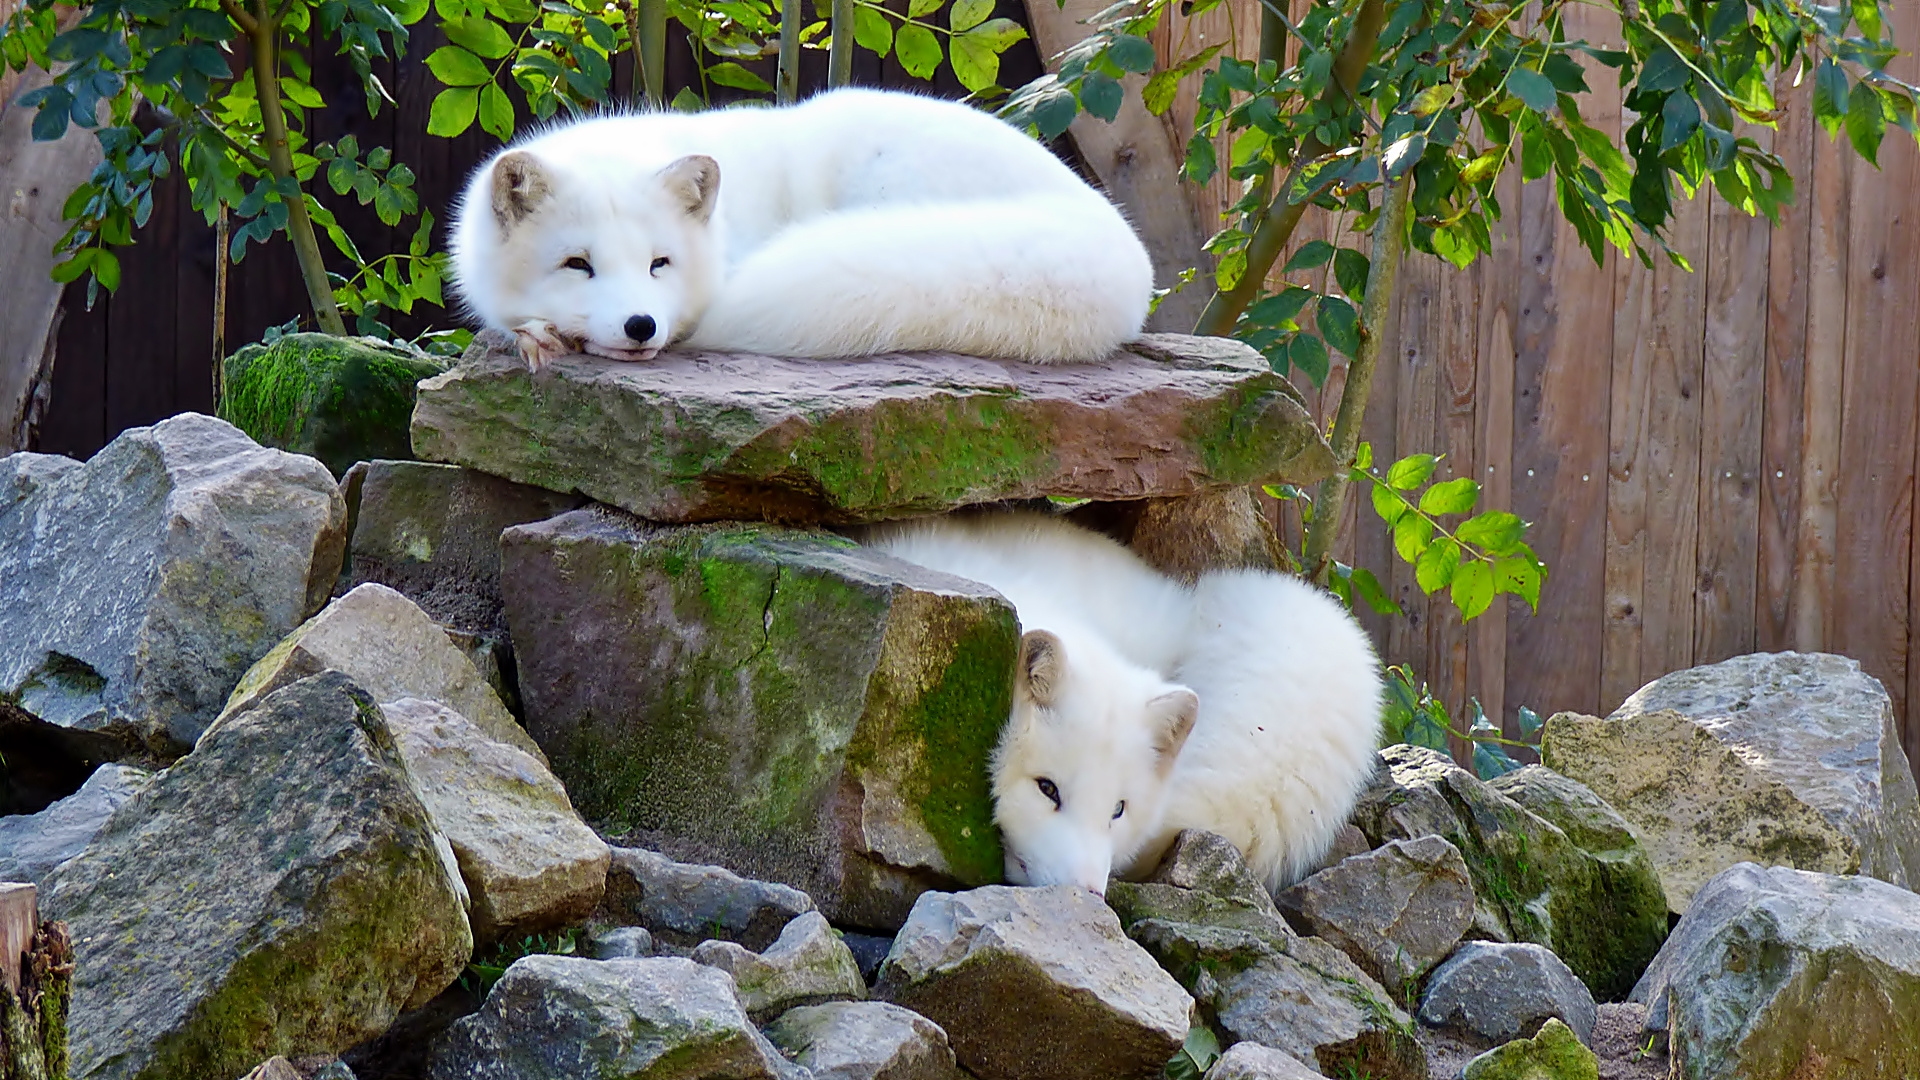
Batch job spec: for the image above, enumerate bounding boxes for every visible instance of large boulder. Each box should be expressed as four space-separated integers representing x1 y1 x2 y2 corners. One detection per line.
692 910 867 1021
425 955 799 1080
503 509 1017 928
218 582 542 762
0 414 346 757
42 672 472 1080
875 885 1193 1080
220 333 448 478
1541 652 1920 914
381 698 608 942
1277 834 1475 990
1350 745 1669 1001
0 763 149 885
1631 862 1920 1080
413 331 1334 525
764 1000 966 1080
1418 942 1598 1046
599 845 816 952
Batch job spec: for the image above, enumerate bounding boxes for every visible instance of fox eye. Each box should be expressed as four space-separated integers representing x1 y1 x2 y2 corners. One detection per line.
1112 801 1126 820
650 256 670 273
1036 777 1061 810
563 255 594 276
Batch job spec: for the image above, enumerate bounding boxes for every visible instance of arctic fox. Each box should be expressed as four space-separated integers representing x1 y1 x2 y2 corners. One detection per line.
863 511 1384 895
449 89 1154 370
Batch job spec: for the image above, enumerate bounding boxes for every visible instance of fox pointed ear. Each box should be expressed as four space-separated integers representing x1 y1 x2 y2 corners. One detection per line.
658 154 720 222
490 151 553 230
1147 688 1199 775
1018 630 1064 707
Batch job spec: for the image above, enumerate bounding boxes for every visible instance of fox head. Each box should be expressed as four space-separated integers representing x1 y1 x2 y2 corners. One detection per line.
990 628 1199 895
451 148 724 364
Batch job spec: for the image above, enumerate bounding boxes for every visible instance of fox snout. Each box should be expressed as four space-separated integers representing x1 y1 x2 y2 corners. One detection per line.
624 314 657 344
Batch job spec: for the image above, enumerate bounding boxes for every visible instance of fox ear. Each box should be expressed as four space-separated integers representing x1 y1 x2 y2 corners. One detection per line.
490 151 553 230
1147 688 1198 774
658 154 720 223
1018 630 1064 707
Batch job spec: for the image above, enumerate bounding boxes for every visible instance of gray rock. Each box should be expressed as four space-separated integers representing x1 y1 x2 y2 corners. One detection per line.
1301 822 1375 878
239 1060 300 1080
1350 745 1669 1001
217 582 543 762
1631 862 1920 1079
1461 1018 1599 1080
585 925 654 960
43 672 472 1080
0 414 346 756
1143 829 1281 915
1278 834 1475 989
875 885 1193 1080
1542 652 1920 914
425 955 798 1080
600 845 816 951
0 763 149 885
338 459 584 636
382 698 609 942
505 511 1017 928
840 931 895 984
1419 941 1598 1046
414 331 1333 525
765 1001 965 1080
1203 1043 1323 1080
693 910 867 1020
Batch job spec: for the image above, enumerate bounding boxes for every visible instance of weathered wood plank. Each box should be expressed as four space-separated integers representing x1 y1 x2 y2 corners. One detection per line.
1473 166 1520 736
0 882 33 996
1757 85 1816 652
1387 250 1442 687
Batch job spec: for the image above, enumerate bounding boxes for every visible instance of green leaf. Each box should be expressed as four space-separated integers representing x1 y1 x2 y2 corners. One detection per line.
1852 0 1883 39
1494 553 1544 610
1411 81 1455 116
428 86 480 137
1813 58 1848 134
707 61 774 91
1080 72 1123 122
1457 510 1525 552
1507 68 1558 113
1415 536 1460 594
50 248 95 284
1541 51 1588 94
1333 248 1370 303
908 0 942 14
1108 34 1156 74
1356 443 1373 471
1419 476 1480 515
1451 559 1495 619
1518 705 1543 736
854 6 893 58
443 16 514 59
1371 478 1408 525
1349 565 1398 616
1282 239 1336 272
478 81 514 139
1660 92 1700 152
91 248 120 292
949 0 992 32
1386 453 1438 491
895 23 941 79
427 45 492 86
1287 333 1329 386
1638 48 1690 94
1474 742 1522 780
1847 82 1886 166
1244 286 1312 326
1393 513 1435 564
1316 295 1361 358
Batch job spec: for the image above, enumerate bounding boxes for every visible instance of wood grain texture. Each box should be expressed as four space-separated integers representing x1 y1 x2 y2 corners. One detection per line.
1758 86 1815 652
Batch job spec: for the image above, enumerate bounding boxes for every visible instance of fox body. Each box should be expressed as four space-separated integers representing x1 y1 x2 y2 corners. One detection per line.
863 512 1384 895
449 88 1154 369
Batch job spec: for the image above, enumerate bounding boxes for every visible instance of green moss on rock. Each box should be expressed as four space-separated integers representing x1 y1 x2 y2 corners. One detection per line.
1463 1019 1600 1080
220 333 447 477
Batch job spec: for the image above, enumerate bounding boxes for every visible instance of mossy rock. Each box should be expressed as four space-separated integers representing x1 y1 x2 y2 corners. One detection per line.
220 333 448 477
1462 1019 1599 1080
501 508 1018 930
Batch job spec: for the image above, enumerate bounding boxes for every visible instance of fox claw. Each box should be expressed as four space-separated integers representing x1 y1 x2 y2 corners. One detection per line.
513 322 571 372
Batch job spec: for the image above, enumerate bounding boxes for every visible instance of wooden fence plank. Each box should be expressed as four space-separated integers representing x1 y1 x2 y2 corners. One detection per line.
1603 223 1654 708
1792 108 1851 653
1387 251 1441 684
1758 86 1816 653
1473 166 1520 734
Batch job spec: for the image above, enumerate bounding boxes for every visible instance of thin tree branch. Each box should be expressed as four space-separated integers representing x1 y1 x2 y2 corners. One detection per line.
217 0 257 36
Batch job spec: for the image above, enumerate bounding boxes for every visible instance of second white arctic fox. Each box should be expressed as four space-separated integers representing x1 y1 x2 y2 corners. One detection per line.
864 512 1384 895
449 88 1154 369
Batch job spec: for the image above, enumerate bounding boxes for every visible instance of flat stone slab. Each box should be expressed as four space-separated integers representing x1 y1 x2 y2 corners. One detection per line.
412 331 1334 525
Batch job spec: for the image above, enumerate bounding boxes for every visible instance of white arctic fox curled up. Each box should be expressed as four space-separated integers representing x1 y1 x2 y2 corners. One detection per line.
449 88 1154 369
863 512 1384 895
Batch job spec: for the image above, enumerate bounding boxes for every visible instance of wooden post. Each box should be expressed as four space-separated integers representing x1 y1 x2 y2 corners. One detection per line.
0 882 73 1080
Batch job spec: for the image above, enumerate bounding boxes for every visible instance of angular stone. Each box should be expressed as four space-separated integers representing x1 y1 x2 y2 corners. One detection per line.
338 459 584 636
0 414 346 756
1203 1043 1323 1080
43 672 471 1080
1486 765 1669 932
1277 834 1475 990
1107 836 1424 1080
504 510 1017 927
1419 942 1599 1046
1632 863 1920 1079
584 925 654 960
1065 487 1287 583
764 1001 966 1080
425 955 798 1080
1541 652 1920 914
415 330 1335 525
220 333 448 478
693 910 867 1020
1461 1019 1599 1080
382 698 608 942
875 885 1193 1080
0 763 149 885
219 582 542 762
599 845 815 951
1350 746 1670 1001
239 1060 301 1080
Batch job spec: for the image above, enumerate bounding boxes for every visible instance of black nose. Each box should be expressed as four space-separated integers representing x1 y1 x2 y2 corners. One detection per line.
624 314 656 343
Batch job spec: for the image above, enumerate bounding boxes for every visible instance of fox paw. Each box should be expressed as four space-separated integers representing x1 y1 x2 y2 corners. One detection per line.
513 321 571 372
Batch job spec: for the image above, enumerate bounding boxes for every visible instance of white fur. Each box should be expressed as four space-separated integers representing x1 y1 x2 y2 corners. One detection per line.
449 88 1154 368
863 511 1384 896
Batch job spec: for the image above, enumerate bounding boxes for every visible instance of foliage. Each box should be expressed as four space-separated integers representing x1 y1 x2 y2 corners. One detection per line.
460 926 580 996
1380 664 1544 779
1164 1025 1222 1080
